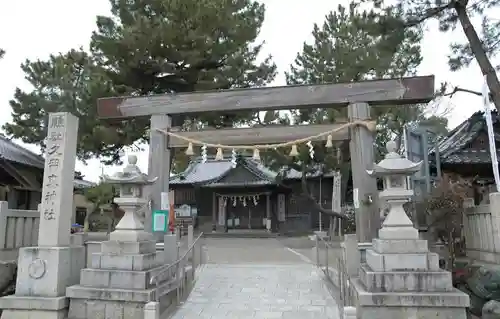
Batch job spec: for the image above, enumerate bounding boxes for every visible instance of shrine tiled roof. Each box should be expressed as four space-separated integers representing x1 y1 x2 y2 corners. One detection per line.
203 158 278 187
169 156 334 186
431 110 500 164
169 159 234 185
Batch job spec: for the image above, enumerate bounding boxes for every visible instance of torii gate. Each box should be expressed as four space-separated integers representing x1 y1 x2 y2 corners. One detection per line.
97 75 435 243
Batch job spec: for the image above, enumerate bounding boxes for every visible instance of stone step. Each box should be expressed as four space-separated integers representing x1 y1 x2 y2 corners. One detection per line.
79 263 173 290
366 249 440 272
203 231 278 239
67 278 175 303
351 277 470 312
68 299 145 319
91 251 164 271
359 264 454 292
101 240 157 255
372 238 429 254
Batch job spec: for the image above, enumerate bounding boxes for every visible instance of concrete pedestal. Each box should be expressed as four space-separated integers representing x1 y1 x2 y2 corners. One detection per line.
66 240 174 319
352 238 470 319
0 246 85 319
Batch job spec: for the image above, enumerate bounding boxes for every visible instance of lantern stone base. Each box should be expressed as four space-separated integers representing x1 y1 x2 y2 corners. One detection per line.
351 277 470 319
66 239 174 319
351 235 469 319
378 225 419 240
365 249 441 272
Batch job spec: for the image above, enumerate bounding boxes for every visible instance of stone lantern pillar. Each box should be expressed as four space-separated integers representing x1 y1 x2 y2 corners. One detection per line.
350 141 470 319
367 140 421 241
66 155 171 319
103 154 157 242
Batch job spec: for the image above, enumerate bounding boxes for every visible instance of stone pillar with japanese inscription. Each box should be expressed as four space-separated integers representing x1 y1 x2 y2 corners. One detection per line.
0 112 85 319
39 113 79 246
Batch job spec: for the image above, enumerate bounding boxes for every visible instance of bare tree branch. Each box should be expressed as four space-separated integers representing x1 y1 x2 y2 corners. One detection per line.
442 86 484 97
404 4 453 27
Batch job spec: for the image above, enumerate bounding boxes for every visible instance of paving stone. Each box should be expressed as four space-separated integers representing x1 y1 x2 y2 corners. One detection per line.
169 263 340 319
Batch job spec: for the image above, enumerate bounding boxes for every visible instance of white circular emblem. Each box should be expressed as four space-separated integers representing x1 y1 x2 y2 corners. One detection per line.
28 259 46 279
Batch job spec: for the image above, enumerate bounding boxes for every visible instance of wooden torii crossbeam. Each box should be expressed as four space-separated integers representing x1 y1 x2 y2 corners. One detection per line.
97 75 435 242
98 76 434 118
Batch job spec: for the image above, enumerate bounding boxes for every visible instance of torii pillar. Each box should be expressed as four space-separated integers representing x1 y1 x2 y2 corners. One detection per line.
148 114 171 240
348 102 379 244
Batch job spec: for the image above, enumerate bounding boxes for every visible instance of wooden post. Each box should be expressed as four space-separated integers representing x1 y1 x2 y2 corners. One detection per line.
223 203 228 233
266 193 271 232
187 225 193 248
0 201 8 249
148 114 171 240
212 192 217 232
348 102 379 243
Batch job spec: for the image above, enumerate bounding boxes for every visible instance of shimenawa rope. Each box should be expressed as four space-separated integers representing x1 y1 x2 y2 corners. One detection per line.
155 120 376 150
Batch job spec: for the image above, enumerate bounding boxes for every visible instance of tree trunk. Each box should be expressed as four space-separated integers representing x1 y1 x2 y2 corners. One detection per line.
300 172 345 219
83 206 96 233
454 3 500 110
448 229 455 271
83 207 92 232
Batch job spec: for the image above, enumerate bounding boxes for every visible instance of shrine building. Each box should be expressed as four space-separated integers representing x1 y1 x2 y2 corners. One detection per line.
169 155 342 234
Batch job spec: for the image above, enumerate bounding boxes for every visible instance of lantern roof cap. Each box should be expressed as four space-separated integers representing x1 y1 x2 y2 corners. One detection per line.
367 141 422 177
103 155 157 184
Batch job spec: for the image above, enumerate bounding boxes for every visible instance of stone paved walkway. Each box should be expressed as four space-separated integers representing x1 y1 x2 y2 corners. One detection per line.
169 264 339 319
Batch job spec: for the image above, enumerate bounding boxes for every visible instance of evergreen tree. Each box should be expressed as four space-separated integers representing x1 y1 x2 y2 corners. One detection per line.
83 181 116 232
367 0 500 109
285 3 448 158
0 49 4 59
3 0 276 164
90 0 276 128
263 3 447 218
3 50 142 164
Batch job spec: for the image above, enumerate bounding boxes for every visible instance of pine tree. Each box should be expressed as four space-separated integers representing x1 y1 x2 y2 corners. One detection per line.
368 0 500 109
285 3 448 158
90 0 276 127
3 50 143 164
262 3 448 218
3 0 276 164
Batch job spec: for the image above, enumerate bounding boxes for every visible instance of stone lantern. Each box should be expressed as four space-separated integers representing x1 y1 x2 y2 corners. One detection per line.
353 142 469 319
103 154 157 242
367 140 422 240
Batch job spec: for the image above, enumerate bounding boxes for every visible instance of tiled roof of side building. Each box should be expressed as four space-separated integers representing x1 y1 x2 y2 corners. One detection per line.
0 135 45 169
430 110 500 164
0 135 95 189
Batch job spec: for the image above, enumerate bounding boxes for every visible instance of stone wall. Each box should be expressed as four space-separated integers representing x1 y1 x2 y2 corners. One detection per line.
0 201 40 261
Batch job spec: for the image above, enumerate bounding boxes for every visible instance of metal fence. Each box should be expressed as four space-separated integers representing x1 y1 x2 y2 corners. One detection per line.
315 234 353 307
149 232 205 303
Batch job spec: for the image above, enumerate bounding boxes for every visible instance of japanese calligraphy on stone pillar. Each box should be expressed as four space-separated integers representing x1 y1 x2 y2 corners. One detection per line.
39 112 79 247
42 114 65 221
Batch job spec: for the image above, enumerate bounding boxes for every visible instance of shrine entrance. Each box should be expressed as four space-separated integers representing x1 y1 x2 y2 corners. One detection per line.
213 189 284 232
97 75 435 243
222 194 266 229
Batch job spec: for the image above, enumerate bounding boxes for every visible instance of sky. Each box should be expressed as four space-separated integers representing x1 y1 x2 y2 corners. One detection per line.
0 0 497 183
